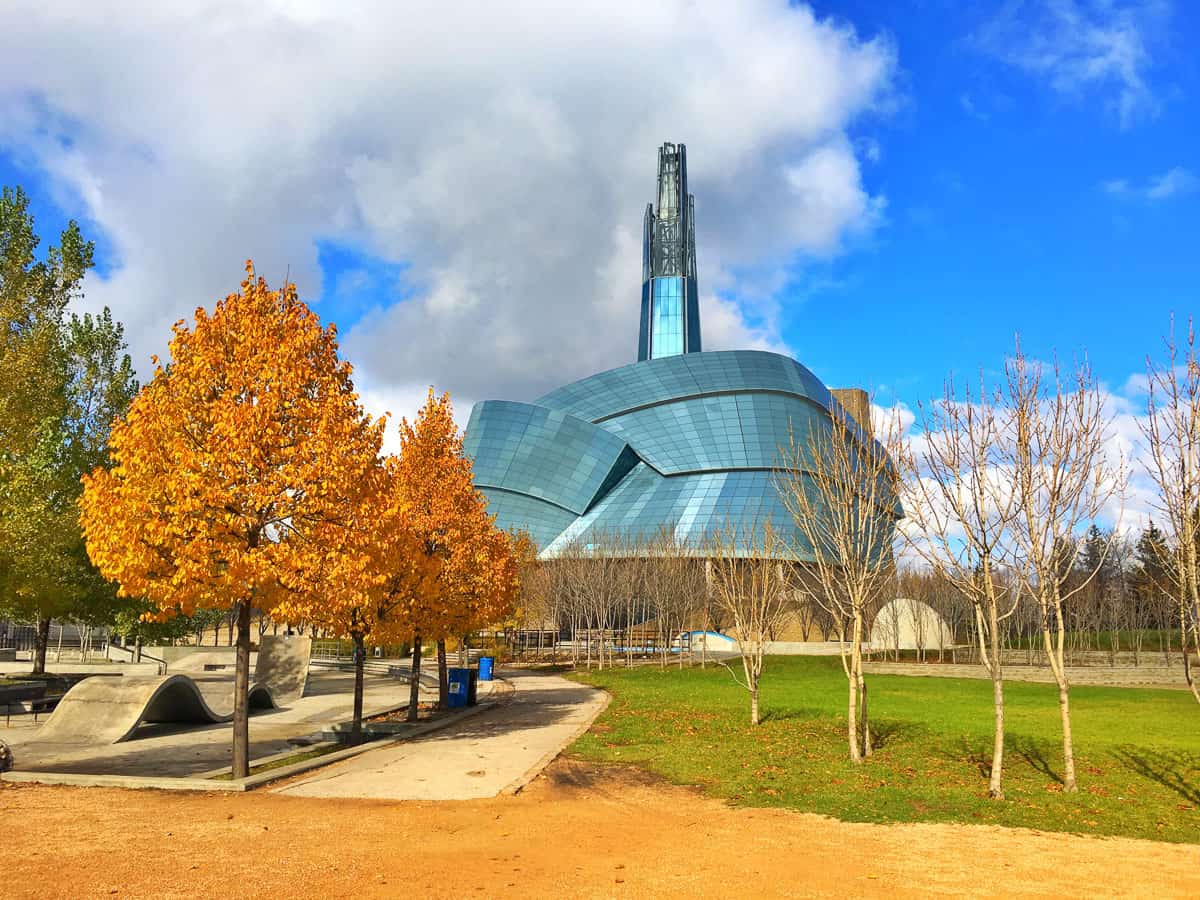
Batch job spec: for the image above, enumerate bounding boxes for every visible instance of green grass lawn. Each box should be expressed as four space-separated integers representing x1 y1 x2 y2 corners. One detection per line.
568 657 1200 843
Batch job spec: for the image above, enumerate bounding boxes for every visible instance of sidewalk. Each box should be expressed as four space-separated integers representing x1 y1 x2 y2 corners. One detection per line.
273 670 607 800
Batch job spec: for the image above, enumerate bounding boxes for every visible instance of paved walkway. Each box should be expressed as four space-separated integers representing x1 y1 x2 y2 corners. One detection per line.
1 671 418 777
273 671 607 801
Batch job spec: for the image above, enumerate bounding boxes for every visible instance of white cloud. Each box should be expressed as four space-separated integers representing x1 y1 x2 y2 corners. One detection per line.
975 0 1168 129
0 0 896 421
1145 166 1199 200
1101 166 1198 200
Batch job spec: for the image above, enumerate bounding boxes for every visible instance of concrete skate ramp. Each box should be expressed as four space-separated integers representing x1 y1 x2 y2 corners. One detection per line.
170 650 240 674
35 675 273 744
35 636 311 745
254 635 311 704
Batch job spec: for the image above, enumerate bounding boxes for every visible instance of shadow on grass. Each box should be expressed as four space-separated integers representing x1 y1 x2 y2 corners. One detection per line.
869 719 920 751
954 736 993 779
1011 734 1063 785
1111 746 1200 806
758 706 826 725
943 734 1065 784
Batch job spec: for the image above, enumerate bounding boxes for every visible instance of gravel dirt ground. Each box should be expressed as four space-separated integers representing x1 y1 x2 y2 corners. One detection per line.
2 759 1197 899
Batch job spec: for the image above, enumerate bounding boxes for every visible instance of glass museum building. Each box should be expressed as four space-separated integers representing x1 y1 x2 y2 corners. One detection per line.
463 142 890 559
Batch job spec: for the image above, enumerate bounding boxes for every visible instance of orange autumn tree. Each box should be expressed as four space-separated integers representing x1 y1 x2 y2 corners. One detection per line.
393 389 515 716
80 262 382 776
441 512 520 662
274 457 438 742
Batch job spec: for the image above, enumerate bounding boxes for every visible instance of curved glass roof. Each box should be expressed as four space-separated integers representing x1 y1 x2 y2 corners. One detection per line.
465 350 897 559
464 400 635 515
599 391 835 475
541 464 815 559
477 487 578 549
535 349 833 423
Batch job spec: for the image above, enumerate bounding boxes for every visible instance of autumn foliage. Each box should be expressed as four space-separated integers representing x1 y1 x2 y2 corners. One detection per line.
79 261 521 764
80 262 384 775
392 390 518 713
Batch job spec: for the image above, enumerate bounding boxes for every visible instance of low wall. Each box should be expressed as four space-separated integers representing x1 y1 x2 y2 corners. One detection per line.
864 660 1188 688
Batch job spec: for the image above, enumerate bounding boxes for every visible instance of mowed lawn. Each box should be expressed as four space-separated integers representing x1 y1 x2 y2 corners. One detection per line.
568 657 1200 843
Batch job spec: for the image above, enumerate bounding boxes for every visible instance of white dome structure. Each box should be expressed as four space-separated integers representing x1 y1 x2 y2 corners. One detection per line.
870 598 954 653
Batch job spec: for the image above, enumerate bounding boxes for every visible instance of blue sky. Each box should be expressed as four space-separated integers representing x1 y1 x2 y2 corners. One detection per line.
789 0 1200 403
0 0 1196 430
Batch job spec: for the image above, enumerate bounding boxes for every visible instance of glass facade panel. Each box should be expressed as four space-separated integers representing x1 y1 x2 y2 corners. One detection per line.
650 277 684 358
463 351 898 561
463 400 635 516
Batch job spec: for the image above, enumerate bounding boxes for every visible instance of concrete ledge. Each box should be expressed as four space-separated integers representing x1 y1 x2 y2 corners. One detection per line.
1 688 507 793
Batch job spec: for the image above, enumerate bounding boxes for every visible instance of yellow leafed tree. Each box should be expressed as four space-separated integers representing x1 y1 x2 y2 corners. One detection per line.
392 389 518 715
274 456 439 741
80 262 383 776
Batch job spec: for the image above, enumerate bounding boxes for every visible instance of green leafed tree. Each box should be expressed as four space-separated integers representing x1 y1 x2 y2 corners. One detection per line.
0 186 137 672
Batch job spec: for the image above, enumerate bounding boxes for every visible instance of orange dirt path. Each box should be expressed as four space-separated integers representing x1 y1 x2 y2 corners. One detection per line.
2 761 1197 899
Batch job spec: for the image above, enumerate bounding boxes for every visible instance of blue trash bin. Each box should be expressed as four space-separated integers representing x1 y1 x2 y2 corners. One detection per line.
447 667 470 708
479 656 495 681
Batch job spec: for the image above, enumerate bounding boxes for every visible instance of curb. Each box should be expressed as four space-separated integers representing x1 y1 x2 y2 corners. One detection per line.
499 685 611 796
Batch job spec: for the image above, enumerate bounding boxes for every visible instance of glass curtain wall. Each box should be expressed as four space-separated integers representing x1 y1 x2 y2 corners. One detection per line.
651 276 684 357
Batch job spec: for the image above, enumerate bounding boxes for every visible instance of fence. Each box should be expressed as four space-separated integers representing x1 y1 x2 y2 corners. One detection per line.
0 621 112 663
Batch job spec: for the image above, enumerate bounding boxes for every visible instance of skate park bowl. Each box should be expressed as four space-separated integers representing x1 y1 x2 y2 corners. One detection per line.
34 635 312 744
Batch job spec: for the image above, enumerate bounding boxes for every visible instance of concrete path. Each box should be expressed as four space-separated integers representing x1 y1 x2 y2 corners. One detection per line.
273 671 607 801
1 671 419 777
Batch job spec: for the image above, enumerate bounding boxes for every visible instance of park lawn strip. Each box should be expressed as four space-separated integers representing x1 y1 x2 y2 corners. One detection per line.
568 656 1200 844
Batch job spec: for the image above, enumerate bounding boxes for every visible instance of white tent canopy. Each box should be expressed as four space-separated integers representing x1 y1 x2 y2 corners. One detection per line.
870 598 954 652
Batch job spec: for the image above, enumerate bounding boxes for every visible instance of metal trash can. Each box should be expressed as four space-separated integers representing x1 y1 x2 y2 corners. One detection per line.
447 667 470 708
467 669 479 706
479 656 495 681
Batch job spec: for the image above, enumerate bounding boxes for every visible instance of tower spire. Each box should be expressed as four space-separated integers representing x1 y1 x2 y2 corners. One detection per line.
638 142 701 361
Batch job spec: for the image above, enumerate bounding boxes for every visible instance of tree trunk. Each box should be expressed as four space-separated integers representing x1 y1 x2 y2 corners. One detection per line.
232 600 252 779
31 615 51 675
847 616 863 763
407 634 422 723
750 684 759 726
134 635 143 664
437 639 449 710
859 673 871 758
350 632 365 745
1058 681 1077 792
989 668 1006 799
847 659 861 763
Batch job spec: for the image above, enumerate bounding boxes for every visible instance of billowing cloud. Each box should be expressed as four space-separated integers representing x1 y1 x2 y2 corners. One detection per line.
0 0 894 421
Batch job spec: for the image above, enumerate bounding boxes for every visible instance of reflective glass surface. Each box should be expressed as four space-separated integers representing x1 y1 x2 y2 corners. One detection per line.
464 400 634 515
537 350 834 420
542 464 814 559
463 350 897 561
478 487 578 549
650 277 683 358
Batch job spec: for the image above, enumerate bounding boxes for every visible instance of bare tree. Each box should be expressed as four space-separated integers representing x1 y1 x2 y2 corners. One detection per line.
705 520 790 725
1005 344 1123 792
901 373 1021 798
1141 320 1200 703
778 400 903 763
640 527 704 668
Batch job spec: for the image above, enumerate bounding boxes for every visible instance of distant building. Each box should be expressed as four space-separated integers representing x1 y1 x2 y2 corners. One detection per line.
464 143 896 559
